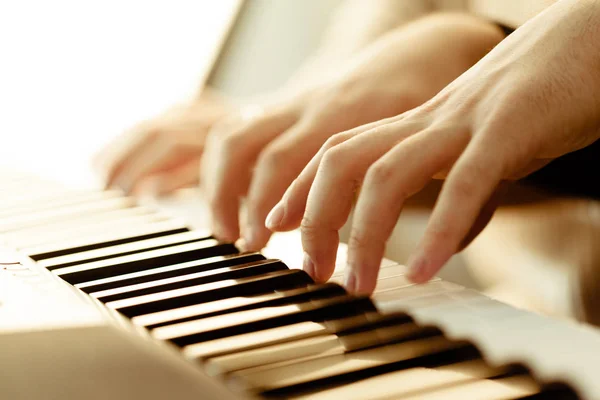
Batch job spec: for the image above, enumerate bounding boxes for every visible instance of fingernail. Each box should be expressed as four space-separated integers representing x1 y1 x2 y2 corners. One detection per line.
265 202 285 230
344 269 357 293
235 238 248 252
407 254 427 283
303 252 316 280
114 178 132 195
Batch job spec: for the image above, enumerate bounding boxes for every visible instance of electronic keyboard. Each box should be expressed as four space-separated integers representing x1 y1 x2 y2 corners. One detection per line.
1 167 600 400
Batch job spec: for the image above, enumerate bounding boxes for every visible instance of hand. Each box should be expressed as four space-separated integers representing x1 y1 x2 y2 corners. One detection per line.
202 12 504 250
95 88 232 195
269 0 600 293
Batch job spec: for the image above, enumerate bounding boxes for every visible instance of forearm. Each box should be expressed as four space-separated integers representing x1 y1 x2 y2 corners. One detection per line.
282 0 437 93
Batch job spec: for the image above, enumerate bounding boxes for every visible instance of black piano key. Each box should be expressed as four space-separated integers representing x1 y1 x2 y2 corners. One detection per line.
182 312 411 361
76 253 266 294
231 336 475 397
110 269 314 318
278 358 517 400
54 240 238 285
28 221 190 260
323 312 413 335
517 384 579 399
142 283 347 330
205 320 434 376
92 259 289 303
40 230 211 270
154 295 375 347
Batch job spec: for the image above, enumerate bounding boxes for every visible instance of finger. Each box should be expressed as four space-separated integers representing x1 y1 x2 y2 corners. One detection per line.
244 108 384 251
457 182 508 251
267 114 407 233
201 107 299 242
117 137 201 195
347 127 468 294
98 124 159 190
242 118 332 250
300 118 427 283
134 157 200 196
407 138 509 283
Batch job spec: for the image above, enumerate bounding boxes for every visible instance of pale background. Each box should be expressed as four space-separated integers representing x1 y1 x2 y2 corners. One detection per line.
0 0 341 187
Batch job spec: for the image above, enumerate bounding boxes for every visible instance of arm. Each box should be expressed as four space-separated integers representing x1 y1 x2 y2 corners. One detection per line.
273 0 600 293
282 0 436 93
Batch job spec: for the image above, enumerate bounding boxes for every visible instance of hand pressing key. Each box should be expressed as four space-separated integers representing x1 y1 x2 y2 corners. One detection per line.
268 0 600 293
203 13 505 250
96 89 232 196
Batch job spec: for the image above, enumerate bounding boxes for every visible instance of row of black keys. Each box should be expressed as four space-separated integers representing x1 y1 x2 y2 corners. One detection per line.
0 184 579 399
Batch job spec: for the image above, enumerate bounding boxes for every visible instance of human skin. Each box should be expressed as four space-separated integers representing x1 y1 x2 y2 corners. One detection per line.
95 88 232 195
97 0 432 196
204 13 505 251
269 0 600 294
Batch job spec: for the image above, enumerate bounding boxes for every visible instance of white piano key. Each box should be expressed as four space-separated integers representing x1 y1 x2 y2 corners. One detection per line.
38 230 210 269
377 286 600 399
291 359 510 400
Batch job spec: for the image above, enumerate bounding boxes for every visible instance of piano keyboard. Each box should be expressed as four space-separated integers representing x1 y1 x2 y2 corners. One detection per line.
1 168 599 399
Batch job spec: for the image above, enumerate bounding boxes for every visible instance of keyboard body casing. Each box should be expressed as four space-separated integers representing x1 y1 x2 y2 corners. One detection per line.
0 247 241 400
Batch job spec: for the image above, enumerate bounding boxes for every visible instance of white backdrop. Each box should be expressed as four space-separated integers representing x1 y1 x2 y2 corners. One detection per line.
0 0 239 187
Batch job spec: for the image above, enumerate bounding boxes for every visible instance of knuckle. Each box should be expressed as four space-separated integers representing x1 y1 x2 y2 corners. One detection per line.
323 132 351 150
211 114 242 134
219 130 243 153
320 146 350 171
347 228 374 252
257 145 291 169
365 162 394 187
300 215 321 239
449 174 479 200
364 123 400 139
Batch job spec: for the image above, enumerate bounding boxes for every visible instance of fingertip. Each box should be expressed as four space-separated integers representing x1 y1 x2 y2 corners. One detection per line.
356 275 378 295
302 251 317 281
265 202 285 231
242 225 271 251
103 171 119 191
343 269 357 293
113 178 133 195
131 177 160 197
343 263 378 295
234 237 248 252
406 253 442 284
211 221 239 244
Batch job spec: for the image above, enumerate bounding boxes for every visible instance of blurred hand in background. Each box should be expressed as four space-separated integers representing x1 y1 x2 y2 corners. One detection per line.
95 88 233 196
95 0 442 241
